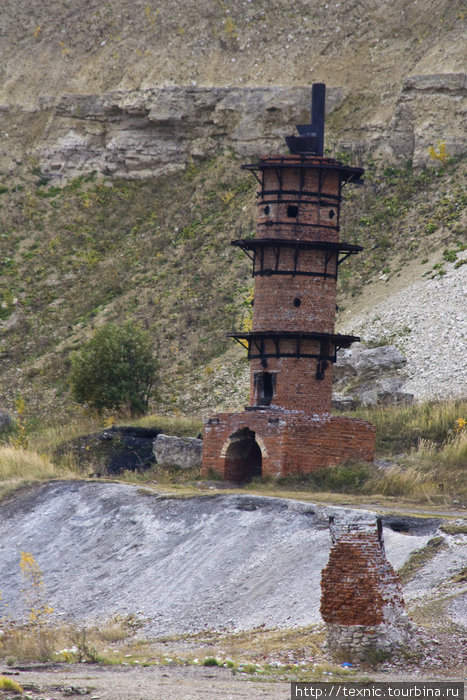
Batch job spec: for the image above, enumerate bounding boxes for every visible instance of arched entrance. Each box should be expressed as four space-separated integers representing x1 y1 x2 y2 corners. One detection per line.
224 428 262 483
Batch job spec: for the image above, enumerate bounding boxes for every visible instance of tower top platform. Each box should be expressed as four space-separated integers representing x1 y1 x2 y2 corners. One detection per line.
242 155 364 185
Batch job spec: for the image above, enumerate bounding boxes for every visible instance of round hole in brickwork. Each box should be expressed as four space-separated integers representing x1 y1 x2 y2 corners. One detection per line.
293 297 302 307
263 205 270 215
329 209 335 219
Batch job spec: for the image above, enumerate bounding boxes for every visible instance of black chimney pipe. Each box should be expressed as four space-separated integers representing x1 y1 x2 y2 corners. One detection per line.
286 82 326 156
311 82 325 156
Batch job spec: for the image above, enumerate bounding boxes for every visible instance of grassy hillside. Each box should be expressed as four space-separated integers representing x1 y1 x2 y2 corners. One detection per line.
2 0 464 105
0 155 254 419
0 151 465 424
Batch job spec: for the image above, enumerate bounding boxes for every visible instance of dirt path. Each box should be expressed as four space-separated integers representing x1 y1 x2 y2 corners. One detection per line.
4 663 289 699
6 662 465 700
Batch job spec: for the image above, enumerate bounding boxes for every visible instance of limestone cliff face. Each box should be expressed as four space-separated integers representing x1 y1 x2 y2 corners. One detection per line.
1 0 465 180
390 73 467 168
3 74 465 181
36 86 345 180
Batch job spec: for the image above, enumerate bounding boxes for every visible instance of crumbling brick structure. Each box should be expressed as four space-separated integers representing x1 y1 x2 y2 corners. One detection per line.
320 517 412 663
202 84 375 481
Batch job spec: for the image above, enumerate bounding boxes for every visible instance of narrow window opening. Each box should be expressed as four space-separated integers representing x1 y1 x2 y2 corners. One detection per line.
263 205 270 215
287 204 299 218
316 359 328 380
316 339 331 380
255 372 276 406
329 209 335 219
293 297 301 307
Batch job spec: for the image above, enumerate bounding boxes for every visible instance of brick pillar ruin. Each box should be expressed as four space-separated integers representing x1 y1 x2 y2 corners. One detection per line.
202 84 375 481
320 517 412 664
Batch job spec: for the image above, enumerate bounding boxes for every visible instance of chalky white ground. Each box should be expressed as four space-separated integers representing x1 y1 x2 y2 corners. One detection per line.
339 257 467 402
0 481 463 636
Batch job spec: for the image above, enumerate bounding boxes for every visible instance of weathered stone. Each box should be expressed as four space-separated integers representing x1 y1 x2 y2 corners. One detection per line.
333 343 411 408
391 72 467 168
331 394 359 411
36 86 346 181
153 434 202 469
0 411 12 434
333 342 367 380
353 346 407 375
55 426 159 474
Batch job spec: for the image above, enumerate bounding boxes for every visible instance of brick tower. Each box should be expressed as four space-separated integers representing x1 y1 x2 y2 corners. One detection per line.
202 84 375 482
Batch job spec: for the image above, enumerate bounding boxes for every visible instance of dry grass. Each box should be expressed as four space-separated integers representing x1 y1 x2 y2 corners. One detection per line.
352 399 467 454
0 618 356 679
0 623 58 663
25 414 110 454
364 431 467 502
0 676 23 693
150 625 335 676
408 591 466 633
0 614 146 665
0 446 78 500
129 413 204 438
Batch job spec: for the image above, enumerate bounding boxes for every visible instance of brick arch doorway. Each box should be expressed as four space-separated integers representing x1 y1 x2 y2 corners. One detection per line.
224 428 262 483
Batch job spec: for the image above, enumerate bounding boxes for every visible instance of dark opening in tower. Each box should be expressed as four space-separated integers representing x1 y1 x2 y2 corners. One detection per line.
255 372 275 406
224 428 262 482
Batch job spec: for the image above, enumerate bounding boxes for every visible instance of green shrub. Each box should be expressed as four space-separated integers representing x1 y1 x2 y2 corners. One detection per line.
203 656 222 666
70 322 158 416
278 461 375 493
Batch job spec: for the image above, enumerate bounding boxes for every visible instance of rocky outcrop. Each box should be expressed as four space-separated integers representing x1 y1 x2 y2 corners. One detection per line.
332 343 413 409
4 73 464 181
36 86 345 180
389 73 467 168
338 260 467 403
0 411 12 434
153 433 202 469
55 426 159 474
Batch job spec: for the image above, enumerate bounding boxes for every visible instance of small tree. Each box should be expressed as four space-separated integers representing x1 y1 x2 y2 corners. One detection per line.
70 321 158 416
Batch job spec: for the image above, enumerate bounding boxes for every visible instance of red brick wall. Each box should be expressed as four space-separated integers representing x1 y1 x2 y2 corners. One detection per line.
249 357 334 413
252 271 337 333
257 157 341 243
201 154 375 481
249 155 344 414
320 524 405 626
201 411 375 479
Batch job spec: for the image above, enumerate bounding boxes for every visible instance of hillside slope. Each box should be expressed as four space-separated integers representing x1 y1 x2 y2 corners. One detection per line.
0 0 465 422
1 0 464 105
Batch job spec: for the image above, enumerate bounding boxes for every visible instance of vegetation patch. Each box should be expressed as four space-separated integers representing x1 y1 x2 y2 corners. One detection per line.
398 537 447 584
70 321 159 416
449 567 467 584
440 522 467 536
276 461 376 493
0 676 23 693
337 157 466 297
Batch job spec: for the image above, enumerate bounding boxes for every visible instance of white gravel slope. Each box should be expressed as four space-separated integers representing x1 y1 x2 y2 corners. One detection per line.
339 258 467 401
0 481 454 636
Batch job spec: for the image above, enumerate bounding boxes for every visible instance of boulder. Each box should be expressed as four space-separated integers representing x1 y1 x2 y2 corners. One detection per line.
333 342 367 381
153 434 202 470
333 344 412 409
0 411 12 434
55 426 160 474
353 346 407 375
331 394 359 411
